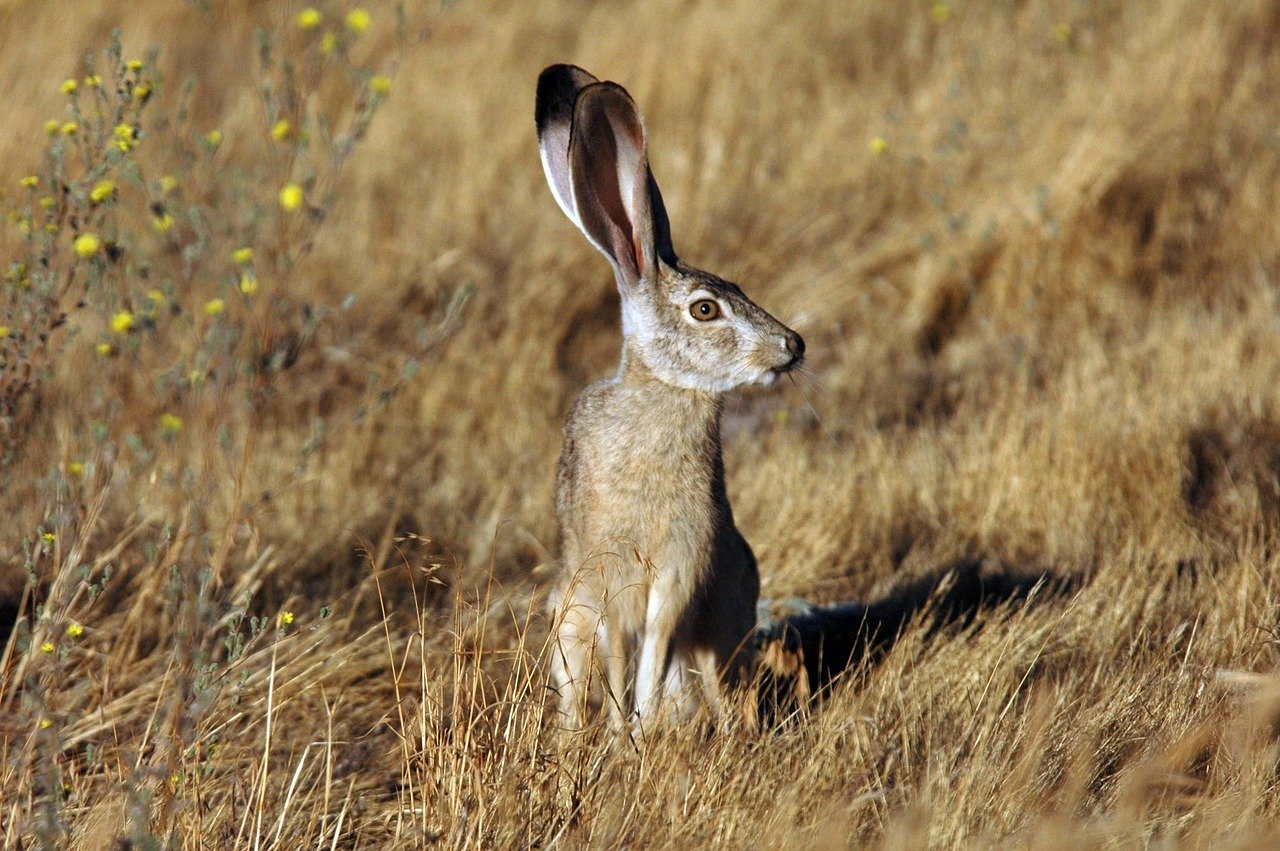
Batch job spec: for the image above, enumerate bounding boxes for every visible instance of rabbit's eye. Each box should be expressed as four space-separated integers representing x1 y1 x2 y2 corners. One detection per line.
690 299 720 321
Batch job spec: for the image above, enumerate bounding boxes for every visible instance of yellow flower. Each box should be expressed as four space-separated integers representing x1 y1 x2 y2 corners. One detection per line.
40 640 54 653
126 58 143 72
279 183 303 211
869 136 888 155
61 78 78 95
66 461 84 477
158 413 183 435
95 342 113 356
370 75 392 96
346 9 370 32
271 119 291 141
41 531 55 544
205 129 223 148
89 180 116 204
110 311 134 333
232 246 254 264
133 83 151 101
321 32 337 53
84 73 102 88
147 289 166 305
19 175 38 188
296 7 322 30
239 272 259 295
114 125 138 151
113 126 137 151
74 233 102 258
0 326 9 339
66 623 84 638
44 119 60 136
159 175 178 194
61 121 78 136
203 298 225 316
278 611 295 627
931 2 950 24
152 213 174 233
39 197 54 209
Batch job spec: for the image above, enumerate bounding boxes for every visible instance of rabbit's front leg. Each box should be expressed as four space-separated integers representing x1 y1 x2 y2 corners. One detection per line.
633 585 681 728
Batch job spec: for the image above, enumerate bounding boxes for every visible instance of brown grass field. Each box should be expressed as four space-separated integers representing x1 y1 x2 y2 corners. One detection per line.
3 0 1280 846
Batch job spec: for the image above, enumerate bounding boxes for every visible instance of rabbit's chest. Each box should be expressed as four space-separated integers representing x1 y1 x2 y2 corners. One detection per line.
592 426 709 508
576 426 716 557
561 381 725 567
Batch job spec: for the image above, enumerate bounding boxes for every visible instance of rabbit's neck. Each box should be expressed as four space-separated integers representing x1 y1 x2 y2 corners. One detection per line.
616 331 744 395
611 359 725 490
617 346 723 411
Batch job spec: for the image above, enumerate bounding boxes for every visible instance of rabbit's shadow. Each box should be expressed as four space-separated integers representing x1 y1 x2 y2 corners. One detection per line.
754 557 1078 721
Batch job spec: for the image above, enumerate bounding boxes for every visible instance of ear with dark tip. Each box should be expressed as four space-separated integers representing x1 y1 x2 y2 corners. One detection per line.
535 64 599 224
647 169 678 266
568 82 659 289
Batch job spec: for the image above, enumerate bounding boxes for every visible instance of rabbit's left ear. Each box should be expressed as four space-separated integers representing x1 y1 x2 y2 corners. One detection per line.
535 64 599 227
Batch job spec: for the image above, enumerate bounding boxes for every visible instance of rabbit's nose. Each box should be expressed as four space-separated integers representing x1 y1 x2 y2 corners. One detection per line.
785 332 805 361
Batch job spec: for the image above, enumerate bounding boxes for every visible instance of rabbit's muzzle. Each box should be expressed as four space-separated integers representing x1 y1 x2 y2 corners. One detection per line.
777 328 806 372
757 328 805 385
784 330 805 365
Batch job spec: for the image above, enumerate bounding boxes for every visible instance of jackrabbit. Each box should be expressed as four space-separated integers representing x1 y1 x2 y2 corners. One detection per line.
536 64 804 731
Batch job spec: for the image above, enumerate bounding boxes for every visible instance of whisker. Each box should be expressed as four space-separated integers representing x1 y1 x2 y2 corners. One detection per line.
785 367 837 445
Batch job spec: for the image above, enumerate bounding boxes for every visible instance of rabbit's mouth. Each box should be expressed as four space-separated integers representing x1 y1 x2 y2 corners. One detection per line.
767 331 806 384
775 346 806 377
754 332 805 386
758 357 802 386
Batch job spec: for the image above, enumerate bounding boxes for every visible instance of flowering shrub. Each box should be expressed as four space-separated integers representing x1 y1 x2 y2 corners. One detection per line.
2 16 393 456
1 9 399 846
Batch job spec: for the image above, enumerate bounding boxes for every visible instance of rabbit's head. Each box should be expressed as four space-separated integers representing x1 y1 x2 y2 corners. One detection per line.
536 65 804 393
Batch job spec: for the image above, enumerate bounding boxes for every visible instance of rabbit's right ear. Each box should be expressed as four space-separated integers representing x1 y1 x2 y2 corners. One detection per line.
538 66 678 290
536 64 600 226
567 82 667 290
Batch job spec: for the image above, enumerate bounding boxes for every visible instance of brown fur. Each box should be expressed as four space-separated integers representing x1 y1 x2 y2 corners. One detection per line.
536 65 803 729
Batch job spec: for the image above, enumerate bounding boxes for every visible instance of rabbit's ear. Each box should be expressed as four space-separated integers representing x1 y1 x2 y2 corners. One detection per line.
646 170 678 268
536 64 599 226
569 82 670 289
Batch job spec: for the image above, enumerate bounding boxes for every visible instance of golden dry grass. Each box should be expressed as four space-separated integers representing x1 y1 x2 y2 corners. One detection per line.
3 0 1280 846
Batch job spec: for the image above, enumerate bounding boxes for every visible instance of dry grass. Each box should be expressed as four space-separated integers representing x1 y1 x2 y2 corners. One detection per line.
3 0 1280 846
